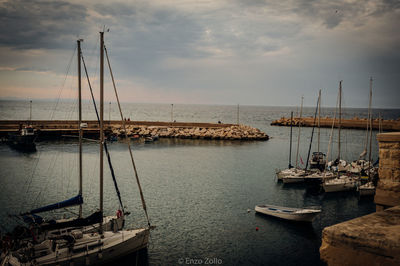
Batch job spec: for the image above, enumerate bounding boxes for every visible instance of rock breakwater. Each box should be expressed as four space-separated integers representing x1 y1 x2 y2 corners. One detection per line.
113 124 269 141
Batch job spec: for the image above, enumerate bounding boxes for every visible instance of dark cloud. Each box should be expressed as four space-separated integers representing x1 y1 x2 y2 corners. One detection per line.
0 0 88 49
238 0 400 29
14 67 49 73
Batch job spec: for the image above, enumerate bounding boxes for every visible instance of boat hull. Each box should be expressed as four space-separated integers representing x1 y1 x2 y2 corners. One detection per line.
255 205 320 222
359 188 375 196
323 181 356 193
282 176 304 184
8 228 150 266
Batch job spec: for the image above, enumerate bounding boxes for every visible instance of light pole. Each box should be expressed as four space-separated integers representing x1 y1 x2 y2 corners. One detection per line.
171 104 174 122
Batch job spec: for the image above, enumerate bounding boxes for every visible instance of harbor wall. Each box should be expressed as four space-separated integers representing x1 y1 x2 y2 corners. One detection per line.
271 117 400 131
0 120 269 141
320 132 400 265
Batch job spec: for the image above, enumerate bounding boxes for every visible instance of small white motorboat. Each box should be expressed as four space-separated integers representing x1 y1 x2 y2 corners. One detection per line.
255 204 321 222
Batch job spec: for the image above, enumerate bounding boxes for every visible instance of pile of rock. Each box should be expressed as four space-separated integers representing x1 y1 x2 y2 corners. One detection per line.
270 117 304 126
112 124 268 141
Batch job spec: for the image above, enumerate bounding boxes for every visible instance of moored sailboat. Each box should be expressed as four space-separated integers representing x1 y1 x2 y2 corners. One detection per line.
2 31 153 265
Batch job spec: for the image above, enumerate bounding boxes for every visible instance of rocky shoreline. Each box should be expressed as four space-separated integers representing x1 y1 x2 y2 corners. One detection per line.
113 124 269 141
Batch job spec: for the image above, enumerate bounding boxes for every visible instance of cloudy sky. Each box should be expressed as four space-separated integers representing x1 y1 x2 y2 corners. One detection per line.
0 0 399 107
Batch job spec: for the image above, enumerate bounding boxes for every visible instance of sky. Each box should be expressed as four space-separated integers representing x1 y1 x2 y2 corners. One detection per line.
0 0 399 108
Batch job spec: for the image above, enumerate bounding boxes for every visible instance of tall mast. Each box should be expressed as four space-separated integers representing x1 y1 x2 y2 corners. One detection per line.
317 89 321 153
289 111 293 169
363 78 372 158
99 31 104 234
338 81 342 160
305 93 320 171
295 96 303 168
29 100 32 121
77 39 83 218
368 77 373 180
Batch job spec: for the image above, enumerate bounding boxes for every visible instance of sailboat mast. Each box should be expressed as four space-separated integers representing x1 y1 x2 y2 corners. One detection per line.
99 31 104 234
77 39 83 218
368 77 373 180
29 100 32 121
295 96 303 168
317 89 321 153
289 111 293 168
338 81 342 160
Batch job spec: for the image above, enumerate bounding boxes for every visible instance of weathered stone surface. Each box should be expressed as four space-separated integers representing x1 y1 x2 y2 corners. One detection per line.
375 132 400 209
320 206 400 266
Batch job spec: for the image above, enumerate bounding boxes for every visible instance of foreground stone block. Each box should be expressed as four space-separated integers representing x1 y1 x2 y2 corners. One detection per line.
320 206 400 266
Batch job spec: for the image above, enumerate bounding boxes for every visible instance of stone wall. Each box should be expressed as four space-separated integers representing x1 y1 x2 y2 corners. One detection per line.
320 206 400 266
375 132 400 211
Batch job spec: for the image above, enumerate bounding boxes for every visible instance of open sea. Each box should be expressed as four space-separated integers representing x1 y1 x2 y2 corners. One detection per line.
1 100 399 265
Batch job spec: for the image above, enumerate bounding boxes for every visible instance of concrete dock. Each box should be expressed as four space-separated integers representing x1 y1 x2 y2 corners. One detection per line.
0 120 269 141
271 117 400 131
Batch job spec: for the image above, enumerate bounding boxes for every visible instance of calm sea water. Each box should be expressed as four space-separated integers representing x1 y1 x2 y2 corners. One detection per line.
1 100 399 265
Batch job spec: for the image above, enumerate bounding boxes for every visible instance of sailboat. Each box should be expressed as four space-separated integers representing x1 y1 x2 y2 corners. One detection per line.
358 77 376 197
277 97 306 181
8 40 125 246
3 32 152 265
309 90 326 171
283 92 321 184
323 81 356 193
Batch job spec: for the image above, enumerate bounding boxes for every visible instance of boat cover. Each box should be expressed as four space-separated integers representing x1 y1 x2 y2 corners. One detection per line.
21 194 83 215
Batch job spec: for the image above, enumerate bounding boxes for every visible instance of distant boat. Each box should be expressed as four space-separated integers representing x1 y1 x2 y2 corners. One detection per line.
7 125 37 152
144 136 154 143
255 204 321 222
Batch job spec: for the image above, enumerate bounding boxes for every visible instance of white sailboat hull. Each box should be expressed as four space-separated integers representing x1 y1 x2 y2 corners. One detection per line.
323 177 357 193
8 228 150 266
255 205 321 222
359 187 375 196
358 182 376 196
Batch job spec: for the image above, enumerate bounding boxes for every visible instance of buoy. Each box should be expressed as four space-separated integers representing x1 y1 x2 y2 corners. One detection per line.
247 209 251 213
256 227 259 231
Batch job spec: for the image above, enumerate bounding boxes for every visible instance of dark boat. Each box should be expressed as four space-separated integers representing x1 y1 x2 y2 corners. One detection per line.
7 125 37 152
309 151 326 171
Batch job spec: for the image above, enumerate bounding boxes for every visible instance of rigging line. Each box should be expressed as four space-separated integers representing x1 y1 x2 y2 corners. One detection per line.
34 153 60 208
105 45 151 227
81 51 124 213
326 90 339 167
50 46 77 120
19 151 42 213
304 93 320 171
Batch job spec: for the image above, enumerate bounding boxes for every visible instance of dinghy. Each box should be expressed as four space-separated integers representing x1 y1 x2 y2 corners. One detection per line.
255 204 321 222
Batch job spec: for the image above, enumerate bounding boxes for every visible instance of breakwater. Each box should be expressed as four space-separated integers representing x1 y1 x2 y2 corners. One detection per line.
0 120 269 141
271 116 400 131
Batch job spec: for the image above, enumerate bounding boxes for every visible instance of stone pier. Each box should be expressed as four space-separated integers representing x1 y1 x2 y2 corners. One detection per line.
375 132 400 211
320 132 400 266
